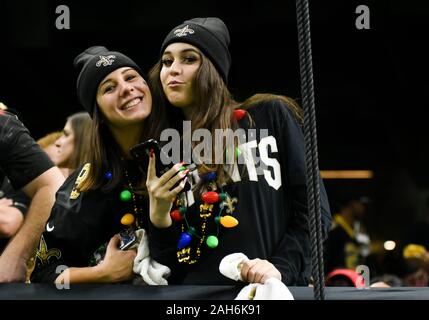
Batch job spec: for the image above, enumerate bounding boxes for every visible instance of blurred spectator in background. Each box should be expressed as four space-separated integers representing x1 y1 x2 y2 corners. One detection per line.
37 131 62 167
325 196 371 274
398 244 429 286
36 112 92 178
53 112 92 177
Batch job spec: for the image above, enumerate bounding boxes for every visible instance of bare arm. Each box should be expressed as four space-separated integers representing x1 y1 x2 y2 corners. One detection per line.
0 201 24 238
55 235 136 284
0 166 64 282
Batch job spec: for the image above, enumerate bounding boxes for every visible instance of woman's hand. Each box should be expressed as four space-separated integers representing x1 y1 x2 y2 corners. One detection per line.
97 235 136 283
240 258 282 284
146 152 188 228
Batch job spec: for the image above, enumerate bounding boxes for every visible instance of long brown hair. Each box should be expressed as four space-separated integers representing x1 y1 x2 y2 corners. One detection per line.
79 81 166 193
149 51 303 185
66 112 93 170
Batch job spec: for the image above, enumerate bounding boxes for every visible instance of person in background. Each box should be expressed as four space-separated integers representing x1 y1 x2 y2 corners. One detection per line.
0 104 64 282
37 132 66 175
325 196 371 274
54 112 93 177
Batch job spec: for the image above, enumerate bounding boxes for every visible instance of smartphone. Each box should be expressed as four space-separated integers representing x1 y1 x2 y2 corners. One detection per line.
130 139 191 191
130 139 169 176
119 230 137 250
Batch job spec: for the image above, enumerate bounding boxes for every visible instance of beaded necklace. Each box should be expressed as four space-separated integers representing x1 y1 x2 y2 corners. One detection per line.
120 168 146 229
170 108 247 265
89 167 145 265
171 170 239 265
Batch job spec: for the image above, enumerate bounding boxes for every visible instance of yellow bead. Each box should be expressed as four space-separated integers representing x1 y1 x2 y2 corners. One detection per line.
121 213 135 226
220 215 238 228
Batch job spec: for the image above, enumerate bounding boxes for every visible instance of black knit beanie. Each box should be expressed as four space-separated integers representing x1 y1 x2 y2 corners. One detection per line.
74 46 143 116
160 17 231 83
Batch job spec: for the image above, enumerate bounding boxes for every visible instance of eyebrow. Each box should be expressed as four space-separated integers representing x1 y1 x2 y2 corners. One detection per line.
163 48 200 56
99 68 134 87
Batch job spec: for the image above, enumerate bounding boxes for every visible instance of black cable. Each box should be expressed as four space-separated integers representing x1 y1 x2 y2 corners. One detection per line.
295 0 325 300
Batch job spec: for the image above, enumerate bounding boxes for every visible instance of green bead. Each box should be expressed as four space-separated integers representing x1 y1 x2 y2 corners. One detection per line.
214 216 221 224
225 147 242 159
187 226 196 235
206 235 219 248
219 193 227 201
120 190 132 201
179 207 187 214
235 147 242 158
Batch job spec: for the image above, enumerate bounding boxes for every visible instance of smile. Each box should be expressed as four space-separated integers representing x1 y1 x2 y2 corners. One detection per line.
120 97 142 110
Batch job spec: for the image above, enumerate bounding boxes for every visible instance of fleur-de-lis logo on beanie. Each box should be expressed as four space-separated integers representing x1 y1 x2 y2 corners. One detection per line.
96 55 116 67
174 25 194 37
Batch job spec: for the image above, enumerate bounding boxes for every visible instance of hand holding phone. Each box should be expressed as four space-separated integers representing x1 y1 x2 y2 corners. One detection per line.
119 230 137 250
130 139 191 191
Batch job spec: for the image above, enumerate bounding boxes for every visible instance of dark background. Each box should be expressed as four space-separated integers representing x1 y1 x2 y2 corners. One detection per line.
1 0 428 244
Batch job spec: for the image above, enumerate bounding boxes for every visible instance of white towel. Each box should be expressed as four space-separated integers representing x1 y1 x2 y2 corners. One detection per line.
132 229 171 285
219 253 294 300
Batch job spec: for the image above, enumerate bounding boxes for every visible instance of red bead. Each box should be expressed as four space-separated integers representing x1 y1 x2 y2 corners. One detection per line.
201 191 220 204
233 109 246 121
170 209 183 221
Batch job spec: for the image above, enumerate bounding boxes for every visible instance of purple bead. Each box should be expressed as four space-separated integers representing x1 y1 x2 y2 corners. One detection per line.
104 171 113 180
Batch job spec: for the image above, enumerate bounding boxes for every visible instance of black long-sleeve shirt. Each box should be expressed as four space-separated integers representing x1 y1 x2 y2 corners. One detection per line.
149 100 331 285
30 161 170 283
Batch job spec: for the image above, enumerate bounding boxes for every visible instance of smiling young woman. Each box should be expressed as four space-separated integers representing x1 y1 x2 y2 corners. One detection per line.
30 47 178 284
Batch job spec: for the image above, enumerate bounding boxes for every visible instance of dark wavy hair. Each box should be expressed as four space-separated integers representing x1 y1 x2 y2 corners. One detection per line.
149 50 303 186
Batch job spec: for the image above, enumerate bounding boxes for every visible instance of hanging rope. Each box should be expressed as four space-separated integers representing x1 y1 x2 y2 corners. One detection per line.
295 0 325 300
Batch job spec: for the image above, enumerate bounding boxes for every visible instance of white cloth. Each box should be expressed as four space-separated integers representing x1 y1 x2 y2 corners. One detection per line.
132 229 171 285
219 253 294 300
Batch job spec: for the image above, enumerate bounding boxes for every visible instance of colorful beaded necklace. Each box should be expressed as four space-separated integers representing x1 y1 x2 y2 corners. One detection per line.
171 169 239 265
170 109 247 265
90 168 145 265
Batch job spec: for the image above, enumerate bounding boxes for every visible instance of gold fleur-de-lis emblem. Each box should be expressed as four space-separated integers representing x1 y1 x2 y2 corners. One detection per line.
174 25 195 37
200 203 213 218
200 203 213 212
70 163 91 199
96 55 116 67
36 235 61 267
177 247 191 263
221 196 238 214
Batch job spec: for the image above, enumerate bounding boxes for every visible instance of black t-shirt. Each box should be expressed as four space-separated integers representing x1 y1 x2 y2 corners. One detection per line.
0 111 53 253
149 99 332 286
0 111 54 190
0 178 31 253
